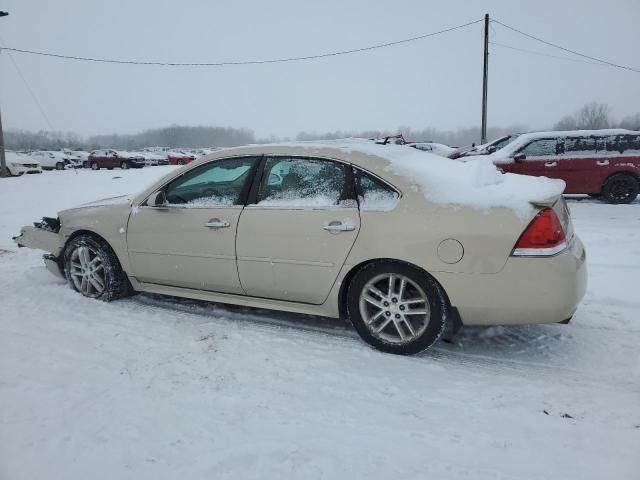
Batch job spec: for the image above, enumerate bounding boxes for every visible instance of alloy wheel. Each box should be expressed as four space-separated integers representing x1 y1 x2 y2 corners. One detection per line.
69 246 106 297
358 273 431 345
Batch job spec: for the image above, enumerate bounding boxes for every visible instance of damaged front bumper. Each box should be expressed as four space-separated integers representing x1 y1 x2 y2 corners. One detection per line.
13 217 65 279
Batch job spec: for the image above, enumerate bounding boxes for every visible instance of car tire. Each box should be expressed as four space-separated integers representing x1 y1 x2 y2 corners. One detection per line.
121 161 129 170
346 261 447 355
55 162 65 170
91 162 99 170
83 161 89 169
63 234 132 302
602 173 639 204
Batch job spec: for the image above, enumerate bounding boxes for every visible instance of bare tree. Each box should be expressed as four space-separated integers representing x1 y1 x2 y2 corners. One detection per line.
554 102 612 130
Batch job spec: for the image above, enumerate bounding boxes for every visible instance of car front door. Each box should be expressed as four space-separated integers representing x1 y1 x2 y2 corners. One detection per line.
126 156 260 293
236 156 360 305
503 138 561 179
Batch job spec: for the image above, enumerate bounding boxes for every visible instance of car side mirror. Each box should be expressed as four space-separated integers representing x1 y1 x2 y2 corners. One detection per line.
513 153 526 162
147 190 167 207
487 145 497 154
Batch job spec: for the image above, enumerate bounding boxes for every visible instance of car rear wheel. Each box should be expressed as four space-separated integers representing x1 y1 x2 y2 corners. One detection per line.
55 162 65 170
91 162 99 170
120 161 129 170
347 262 447 355
602 173 639 204
63 234 132 301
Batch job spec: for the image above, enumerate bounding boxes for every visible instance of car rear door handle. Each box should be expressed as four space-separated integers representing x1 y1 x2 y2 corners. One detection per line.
323 222 355 232
205 219 230 229
544 161 557 167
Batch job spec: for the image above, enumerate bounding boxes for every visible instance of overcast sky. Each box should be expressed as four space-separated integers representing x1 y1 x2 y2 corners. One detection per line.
1 0 639 139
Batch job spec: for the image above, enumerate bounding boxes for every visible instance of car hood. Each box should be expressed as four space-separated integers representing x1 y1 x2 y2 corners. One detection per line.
59 195 132 214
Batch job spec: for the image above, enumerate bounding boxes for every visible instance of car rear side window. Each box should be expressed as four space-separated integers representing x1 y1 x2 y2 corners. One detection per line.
564 136 597 156
257 157 349 208
164 157 257 207
354 169 399 210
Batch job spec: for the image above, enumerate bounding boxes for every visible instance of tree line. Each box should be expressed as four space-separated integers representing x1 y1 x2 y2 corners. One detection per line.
5 102 640 151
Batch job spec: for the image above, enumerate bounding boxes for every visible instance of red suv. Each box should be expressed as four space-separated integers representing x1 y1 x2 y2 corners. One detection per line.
485 130 640 204
87 150 145 170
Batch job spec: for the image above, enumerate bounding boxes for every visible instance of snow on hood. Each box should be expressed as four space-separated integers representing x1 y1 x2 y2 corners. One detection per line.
77 195 132 208
265 139 565 220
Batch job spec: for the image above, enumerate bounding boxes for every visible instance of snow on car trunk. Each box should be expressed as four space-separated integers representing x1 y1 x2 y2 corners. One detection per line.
329 140 566 219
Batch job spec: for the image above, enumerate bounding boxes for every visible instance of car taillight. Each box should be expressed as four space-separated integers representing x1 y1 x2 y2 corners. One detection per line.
512 208 567 257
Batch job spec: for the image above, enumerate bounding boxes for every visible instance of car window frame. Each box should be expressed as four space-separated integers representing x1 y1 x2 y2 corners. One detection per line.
245 155 358 211
352 166 401 212
142 155 262 209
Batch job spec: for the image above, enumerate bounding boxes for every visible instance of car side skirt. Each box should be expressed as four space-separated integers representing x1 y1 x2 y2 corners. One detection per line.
133 280 340 319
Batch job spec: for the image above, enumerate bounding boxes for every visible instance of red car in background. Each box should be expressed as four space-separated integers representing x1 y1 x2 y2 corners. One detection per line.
478 129 640 204
87 150 145 170
166 150 196 165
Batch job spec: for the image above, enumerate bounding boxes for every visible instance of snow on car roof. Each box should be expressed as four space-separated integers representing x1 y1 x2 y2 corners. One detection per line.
207 139 565 219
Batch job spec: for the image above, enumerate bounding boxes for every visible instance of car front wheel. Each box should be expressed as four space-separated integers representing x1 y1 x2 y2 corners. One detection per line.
347 262 447 355
91 162 99 170
120 161 129 169
63 234 132 301
55 162 65 170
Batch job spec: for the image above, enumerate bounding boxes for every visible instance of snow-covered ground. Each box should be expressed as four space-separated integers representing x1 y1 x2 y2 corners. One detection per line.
1 168 638 480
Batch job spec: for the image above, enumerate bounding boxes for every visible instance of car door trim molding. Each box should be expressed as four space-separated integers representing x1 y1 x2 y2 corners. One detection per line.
237 255 334 267
129 248 236 261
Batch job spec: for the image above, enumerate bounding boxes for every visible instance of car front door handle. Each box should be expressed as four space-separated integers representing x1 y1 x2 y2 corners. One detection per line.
205 219 230 229
596 159 610 166
544 161 557 167
323 222 355 232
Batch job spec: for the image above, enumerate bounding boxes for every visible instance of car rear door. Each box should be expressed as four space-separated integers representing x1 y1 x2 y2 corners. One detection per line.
236 156 360 304
126 156 260 293
557 135 602 193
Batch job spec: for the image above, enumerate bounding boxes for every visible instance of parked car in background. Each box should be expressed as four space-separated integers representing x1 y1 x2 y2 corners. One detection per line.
166 150 196 165
14 141 586 355
372 134 407 145
87 150 145 170
27 151 74 170
4 151 42 176
407 142 457 157
449 135 521 159
469 129 640 204
64 150 90 167
138 151 169 166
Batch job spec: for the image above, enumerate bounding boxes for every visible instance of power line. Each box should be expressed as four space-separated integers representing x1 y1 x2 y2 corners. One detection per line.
1 48 54 129
0 19 483 67
490 41 611 67
491 19 640 73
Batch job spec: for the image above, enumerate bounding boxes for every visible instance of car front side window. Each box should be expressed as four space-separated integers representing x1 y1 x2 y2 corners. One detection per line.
257 157 349 208
164 157 257 207
519 139 559 158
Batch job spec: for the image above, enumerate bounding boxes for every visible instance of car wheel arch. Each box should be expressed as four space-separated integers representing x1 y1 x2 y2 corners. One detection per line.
63 229 130 276
337 258 452 320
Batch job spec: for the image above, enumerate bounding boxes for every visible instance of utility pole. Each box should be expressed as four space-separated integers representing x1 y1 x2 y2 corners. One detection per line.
481 13 489 144
0 11 9 178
